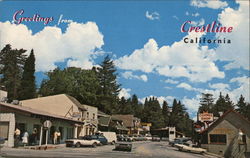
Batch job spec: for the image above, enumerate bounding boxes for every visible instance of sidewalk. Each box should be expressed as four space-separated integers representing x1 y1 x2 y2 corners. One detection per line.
204 151 224 158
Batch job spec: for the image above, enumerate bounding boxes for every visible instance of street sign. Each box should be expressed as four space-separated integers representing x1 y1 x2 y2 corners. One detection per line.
43 120 52 128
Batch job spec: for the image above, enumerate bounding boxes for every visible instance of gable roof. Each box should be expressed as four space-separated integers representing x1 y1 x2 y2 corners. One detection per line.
0 102 84 124
20 94 86 118
201 109 250 137
112 115 135 127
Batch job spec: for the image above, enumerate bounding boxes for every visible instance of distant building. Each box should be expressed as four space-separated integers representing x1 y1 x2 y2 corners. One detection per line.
112 114 142 135
200 110 250 158
97 111 128 134
81 104 98 136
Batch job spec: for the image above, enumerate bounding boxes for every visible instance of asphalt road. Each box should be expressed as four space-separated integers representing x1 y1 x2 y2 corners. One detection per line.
0 141 217 158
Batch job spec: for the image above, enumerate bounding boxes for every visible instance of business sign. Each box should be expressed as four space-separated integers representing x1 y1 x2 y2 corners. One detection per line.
198 112 213 122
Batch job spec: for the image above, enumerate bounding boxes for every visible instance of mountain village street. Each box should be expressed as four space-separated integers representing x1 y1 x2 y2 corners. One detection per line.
0 141 218 158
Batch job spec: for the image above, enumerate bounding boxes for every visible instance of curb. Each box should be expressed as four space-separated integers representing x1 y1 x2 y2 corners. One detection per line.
204 152 224 158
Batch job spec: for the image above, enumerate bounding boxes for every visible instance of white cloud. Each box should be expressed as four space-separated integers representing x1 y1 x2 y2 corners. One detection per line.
190 0 228 9
0 21 104 71
115 32 224 82
209 83 230 90
214 0 249 70
172 15 179 20
121 71 148 82
146 11 160 20
191 18 205 26
177 83 193 91
139 95 175 106
185 11 200 17
192 12 200 17
164 79 179 84
118 88 131 99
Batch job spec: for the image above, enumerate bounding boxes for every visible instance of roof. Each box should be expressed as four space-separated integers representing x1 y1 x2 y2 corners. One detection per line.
20 94 86 117
98 111 109 117
66 95 86 110
112 115 135 127
200 109 250 137
0 102 84 124
98 116 111 127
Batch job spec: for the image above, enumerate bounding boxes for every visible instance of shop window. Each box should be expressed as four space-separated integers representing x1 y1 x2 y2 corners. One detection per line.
210 134 227 144
33 124 41 140
0 122 9 139
67 128 73 139
59 127 64 140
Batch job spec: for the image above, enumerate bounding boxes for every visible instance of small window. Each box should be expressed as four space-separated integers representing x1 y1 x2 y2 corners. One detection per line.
87 112 89 119
93 113 95 119
210 134 227 144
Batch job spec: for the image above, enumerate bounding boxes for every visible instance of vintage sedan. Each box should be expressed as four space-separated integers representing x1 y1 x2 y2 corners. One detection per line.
175 143 206 154
114 141 132 152
65 136 100 148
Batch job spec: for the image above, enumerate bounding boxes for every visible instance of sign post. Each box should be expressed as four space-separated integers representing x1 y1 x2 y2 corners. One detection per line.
43 120 52 146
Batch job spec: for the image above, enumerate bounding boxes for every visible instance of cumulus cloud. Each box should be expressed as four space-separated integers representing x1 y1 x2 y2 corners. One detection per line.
139 95 175 106
115 32 224 82
145 11 160 20
0 21 104 71
214 0 249 70
164 79 179 84
209 83 230 90
190 0 228 9
121 71 148 82
118 88 131 99
185 11 200 17
177 83 194 91
191 18 205 26
172 15 179 20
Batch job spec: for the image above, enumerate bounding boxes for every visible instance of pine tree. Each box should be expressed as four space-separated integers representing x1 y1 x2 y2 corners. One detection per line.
0 44 26 102
199 93 214 113
236 95 250 120
18 50 36 100
97 55 121 114
224 94 234 109
162 100 170 127
131 94 143 117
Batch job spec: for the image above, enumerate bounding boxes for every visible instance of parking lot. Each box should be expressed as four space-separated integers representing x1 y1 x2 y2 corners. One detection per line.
0 141 218 158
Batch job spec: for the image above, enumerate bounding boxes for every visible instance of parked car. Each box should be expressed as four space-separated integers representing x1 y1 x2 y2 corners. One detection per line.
145 134 152 141
175 143 206 154
97 131 117 144
152 135 160 142
114 141 132 152
169 138 191 147
65 136 100 148
86 135 108 145
0 137 5 148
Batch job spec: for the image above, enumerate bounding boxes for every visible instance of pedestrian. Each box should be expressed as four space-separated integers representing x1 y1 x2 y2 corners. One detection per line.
31 128 38 145
14 127 21 147
22 131 29 146
53 131 58 144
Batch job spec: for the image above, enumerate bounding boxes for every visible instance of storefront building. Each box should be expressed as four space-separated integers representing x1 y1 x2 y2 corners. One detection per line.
200 110 250 158
0 102 84 147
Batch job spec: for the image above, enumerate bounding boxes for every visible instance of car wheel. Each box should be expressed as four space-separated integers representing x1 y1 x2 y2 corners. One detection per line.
111 141 115 145
75 142 81 148
92 142 97 148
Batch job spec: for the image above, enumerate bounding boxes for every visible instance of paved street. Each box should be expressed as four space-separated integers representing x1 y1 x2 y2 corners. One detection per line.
0 141 217 158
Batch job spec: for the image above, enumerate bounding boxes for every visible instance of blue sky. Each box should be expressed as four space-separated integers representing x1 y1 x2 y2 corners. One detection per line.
0 0 249 119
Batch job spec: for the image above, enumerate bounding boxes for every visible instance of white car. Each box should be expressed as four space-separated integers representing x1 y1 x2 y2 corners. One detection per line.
65 136 100 148
175 144 206 154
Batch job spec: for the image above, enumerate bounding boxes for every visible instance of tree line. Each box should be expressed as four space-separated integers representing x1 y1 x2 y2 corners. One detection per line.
1 44 249 136
199 92 250 120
